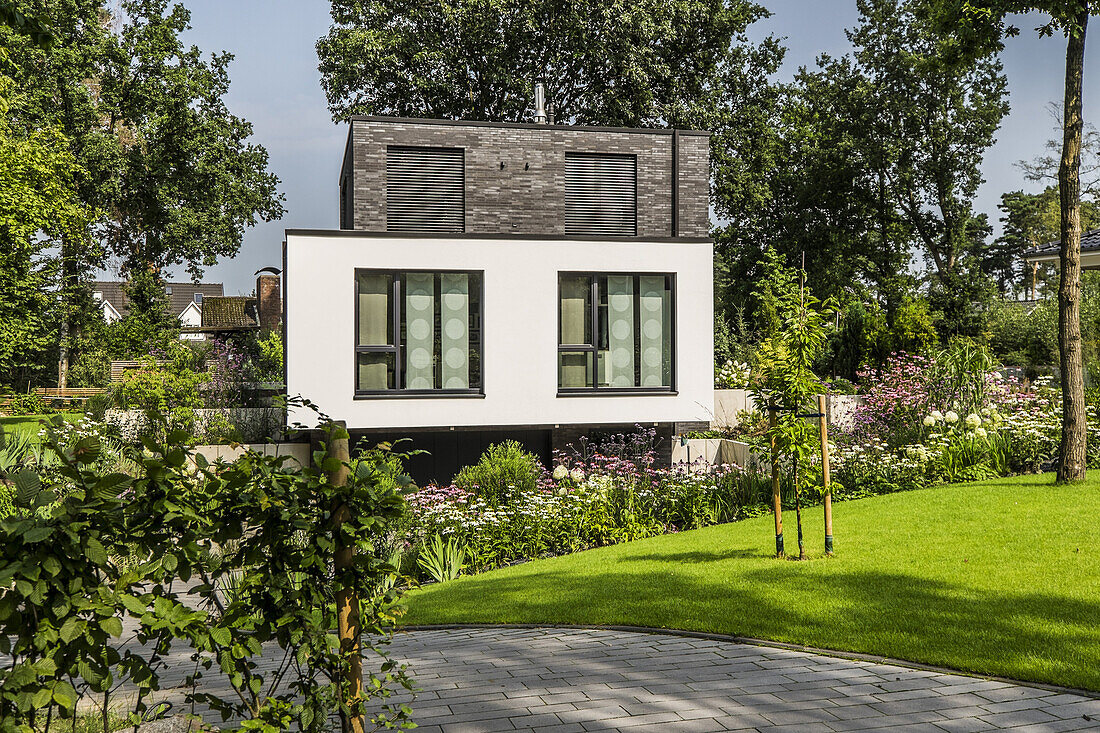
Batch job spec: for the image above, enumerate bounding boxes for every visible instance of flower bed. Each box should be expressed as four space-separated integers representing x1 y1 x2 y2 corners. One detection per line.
403 451 773 578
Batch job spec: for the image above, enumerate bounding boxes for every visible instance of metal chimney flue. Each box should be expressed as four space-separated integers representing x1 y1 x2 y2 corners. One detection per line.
533 82 547 124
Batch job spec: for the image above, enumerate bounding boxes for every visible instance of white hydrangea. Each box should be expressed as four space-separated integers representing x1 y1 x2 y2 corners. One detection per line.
945 411 959 424
930 410 944 421
975 427 988 439
922 415 936 427
569 467 586 483
552 464 568 481
965 413 981 430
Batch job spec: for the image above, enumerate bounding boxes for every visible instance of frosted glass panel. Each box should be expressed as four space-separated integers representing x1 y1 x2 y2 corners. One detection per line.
559 351 593 388
440 273 470 389
357 352 394 390
560 275 590 345
357 273 391 345
639 276 670 387
404 273 435 389
606 276 635 387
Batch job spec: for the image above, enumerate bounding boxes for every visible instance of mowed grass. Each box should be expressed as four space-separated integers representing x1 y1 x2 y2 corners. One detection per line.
0 413 83 443
403 473 1100 691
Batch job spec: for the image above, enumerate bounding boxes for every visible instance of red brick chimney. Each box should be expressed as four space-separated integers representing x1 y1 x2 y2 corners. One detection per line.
256 273 281 334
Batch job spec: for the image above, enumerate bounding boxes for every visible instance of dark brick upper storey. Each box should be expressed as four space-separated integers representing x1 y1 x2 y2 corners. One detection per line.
339 117 710 240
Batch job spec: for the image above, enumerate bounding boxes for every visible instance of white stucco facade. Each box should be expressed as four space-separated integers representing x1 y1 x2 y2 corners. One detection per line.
284 233 713 430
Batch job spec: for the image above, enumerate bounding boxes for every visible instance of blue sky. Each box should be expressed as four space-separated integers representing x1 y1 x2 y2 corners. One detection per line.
158 1 1100 293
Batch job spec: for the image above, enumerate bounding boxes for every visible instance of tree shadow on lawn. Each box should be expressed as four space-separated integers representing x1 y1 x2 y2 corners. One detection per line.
409 564 1100 691
615 547 774 563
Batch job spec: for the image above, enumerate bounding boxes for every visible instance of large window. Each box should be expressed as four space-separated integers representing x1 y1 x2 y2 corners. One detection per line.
565 153 637 236
386 146 465 233
355 270 482 395
558 273 674 392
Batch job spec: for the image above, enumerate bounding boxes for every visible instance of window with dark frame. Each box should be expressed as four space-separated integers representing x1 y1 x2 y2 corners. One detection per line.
355 270 482 395
385 146 465 233
558 273 674 392
565 153 638 236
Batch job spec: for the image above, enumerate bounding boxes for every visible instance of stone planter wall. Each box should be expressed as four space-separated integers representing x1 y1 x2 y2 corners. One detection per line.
105 407 284 444
672 438 767 471
191 441 310 469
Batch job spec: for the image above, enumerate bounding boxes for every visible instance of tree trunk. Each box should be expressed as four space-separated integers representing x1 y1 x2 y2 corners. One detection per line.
1057 8 1089 483
56 237 74 390
793 462 805 560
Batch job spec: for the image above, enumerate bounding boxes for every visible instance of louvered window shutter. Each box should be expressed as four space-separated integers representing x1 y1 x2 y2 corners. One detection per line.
386 146 465 232
565 153 637 236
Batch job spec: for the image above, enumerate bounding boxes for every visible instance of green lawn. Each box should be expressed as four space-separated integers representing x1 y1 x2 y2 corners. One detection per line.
404 473 1100 691
0 413 83 443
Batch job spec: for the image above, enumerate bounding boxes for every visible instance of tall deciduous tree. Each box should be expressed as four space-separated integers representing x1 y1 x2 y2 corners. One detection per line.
317 0 768 128
1 0 284 386
954 1 1095 482
0 77 89 388
850 0 1008 281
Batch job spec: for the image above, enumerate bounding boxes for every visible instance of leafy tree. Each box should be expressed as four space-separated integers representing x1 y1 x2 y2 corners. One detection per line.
751 272 834 560
317 0 769 128
1 0 283 386
850 0 1008 282
100 0 285 283
0 70 89 389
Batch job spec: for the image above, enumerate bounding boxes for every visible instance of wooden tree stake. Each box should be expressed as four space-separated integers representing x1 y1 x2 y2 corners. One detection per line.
818 394 834 555
769 408 784 558
326 421 364 733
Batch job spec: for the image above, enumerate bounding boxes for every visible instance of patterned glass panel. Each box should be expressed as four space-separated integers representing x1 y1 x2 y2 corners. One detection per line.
606 276 635 387
404 273 435 389
440 273 470 389
639 276 670 387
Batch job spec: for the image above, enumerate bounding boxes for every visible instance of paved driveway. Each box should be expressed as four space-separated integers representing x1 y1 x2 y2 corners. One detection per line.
387 627 1100 733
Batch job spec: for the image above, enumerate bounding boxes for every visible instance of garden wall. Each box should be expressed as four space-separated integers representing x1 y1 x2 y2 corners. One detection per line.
105 407 284 444
192 441 310 468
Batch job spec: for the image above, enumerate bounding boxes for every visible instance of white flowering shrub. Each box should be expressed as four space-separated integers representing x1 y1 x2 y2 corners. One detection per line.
715 359 752 389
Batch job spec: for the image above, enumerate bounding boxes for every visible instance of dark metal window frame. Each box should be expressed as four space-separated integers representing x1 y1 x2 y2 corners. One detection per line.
565 152 639 237
385 145 466 234
354 268 484 398
556 271 676 396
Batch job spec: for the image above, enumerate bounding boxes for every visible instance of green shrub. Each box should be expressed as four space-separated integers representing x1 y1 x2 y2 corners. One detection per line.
5 392 51 417
453 440 544 504
0 415 416 731
84 391 112 421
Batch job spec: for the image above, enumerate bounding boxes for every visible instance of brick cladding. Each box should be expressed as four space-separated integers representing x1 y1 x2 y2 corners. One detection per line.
346 119 710 239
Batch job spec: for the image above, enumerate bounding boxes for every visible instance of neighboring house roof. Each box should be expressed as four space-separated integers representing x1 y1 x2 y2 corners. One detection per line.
90 281 225 319
198 295 260 332
1023 228 1100 261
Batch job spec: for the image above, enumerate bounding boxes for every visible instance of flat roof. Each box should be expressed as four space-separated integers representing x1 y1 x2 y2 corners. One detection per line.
284 228 711 244
348 115 710 137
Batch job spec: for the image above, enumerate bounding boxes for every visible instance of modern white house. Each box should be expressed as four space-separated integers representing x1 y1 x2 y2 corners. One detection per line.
284 113 713 481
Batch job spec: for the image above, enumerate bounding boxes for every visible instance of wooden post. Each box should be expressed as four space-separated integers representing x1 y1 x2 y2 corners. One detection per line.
325 421 364 733
818 394 834 556
769 407 784 558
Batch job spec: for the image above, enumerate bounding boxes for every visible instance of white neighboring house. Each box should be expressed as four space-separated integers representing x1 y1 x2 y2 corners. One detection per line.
284 114 714 482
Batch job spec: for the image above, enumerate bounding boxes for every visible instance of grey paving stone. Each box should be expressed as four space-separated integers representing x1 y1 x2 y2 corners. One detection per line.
81 626 1100 732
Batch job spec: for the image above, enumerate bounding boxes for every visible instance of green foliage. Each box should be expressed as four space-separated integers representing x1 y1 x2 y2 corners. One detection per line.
0 71 89 388
0 413 416 731
317 0 769 128
418 535 466 583
750 270 834 556
453 440 545 504
253 330 284 383
112 358 203 439
3 392 51 417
